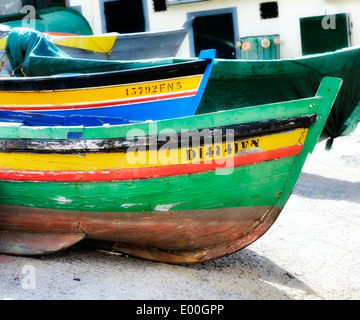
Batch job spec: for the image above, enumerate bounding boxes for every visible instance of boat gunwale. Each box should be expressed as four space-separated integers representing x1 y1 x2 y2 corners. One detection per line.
0 59 211 91
0 95 324 139
0 114 317 154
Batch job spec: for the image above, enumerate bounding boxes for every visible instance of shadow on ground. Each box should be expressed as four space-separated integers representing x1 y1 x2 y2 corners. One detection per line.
294 172 360 204
24 243 320 299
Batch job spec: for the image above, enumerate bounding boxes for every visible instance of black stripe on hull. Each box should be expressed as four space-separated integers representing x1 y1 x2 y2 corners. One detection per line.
0 114 317 154
0 60 209 92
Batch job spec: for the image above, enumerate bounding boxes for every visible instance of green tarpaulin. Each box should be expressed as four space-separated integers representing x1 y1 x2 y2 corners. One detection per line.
5 28 173 77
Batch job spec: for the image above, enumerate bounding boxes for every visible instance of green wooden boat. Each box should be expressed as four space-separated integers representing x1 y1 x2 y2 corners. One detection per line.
0 77 342 263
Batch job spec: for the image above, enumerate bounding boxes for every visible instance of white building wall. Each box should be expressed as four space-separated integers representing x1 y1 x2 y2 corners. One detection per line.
65 0 360 58
146 0 360 58
67 0 103 34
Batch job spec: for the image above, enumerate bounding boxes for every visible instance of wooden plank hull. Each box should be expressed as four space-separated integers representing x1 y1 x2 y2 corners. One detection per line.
0 204 280 263
0 77 342 263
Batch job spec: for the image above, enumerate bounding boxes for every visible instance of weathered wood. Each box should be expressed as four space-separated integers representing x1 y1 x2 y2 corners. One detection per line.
0 230 85 256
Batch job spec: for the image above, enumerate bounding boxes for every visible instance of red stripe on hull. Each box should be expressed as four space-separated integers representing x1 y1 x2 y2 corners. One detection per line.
0 91 197 111
0 145 302 182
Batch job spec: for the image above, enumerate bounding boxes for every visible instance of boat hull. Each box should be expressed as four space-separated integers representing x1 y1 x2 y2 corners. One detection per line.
0 204 281 264
0 127 304 263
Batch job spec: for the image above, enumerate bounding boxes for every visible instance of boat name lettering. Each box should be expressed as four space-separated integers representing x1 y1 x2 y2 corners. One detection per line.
125 81 182 96
186 139 260 161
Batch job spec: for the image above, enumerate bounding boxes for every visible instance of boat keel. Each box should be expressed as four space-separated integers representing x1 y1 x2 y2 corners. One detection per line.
111 206 280 264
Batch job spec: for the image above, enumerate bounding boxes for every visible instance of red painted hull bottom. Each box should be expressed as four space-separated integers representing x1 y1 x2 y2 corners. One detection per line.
0 204 282 264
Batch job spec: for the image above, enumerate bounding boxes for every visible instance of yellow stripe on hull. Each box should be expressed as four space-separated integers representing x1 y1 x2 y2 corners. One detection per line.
0 129 307 171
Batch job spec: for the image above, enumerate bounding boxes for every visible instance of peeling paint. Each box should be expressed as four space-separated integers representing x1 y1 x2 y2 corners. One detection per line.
52 196 74 204
121 203 141 208
154 203 181 212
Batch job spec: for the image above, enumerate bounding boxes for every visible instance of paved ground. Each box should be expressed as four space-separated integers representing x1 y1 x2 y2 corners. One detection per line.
1 126 359 300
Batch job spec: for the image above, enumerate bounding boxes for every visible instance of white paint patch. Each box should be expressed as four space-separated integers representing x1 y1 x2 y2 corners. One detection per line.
121 203 141 208
154 203 181 212
52 196 74 204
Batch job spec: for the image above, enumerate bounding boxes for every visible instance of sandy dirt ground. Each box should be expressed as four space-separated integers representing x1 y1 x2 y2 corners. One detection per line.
0 125 359 301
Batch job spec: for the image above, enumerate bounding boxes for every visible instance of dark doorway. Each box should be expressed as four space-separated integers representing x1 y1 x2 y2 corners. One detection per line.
300 13 351 55
104 0 145 34
192 13 236 59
